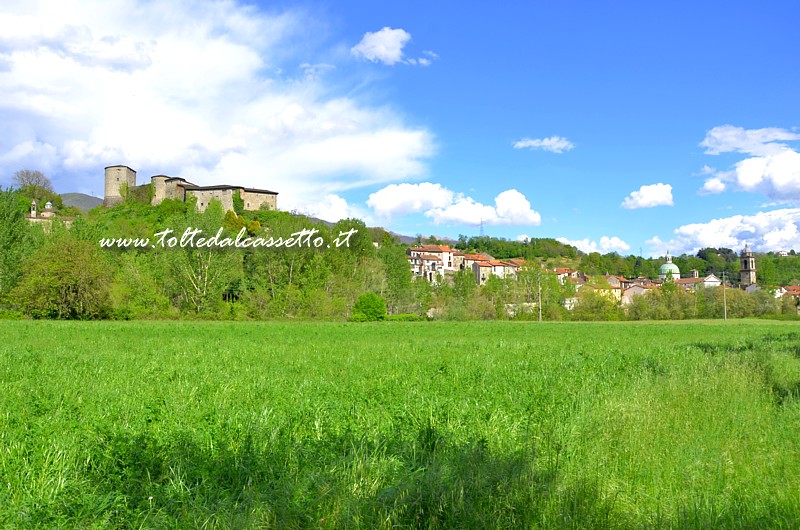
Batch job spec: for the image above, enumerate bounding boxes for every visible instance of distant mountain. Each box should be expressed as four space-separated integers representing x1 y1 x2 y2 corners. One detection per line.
383 230 457 245
62 193 102 211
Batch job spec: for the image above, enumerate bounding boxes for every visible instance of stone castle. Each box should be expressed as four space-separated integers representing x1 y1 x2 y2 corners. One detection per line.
103 165 278 213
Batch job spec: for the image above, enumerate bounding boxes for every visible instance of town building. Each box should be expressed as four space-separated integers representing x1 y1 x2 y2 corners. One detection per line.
24 200 72 229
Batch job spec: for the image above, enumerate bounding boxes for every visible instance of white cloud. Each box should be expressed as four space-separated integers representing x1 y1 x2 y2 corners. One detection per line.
351 27 410 65
698 126 800 202
647 208 800 256
557 236 630 254
699 176 726 195
693 164 716 176
350 27 434 67
701 125 800 156
425 188 541 227
300 194 364 223
729 150 800 200
367 182 540 226
513 136 574 153
0 3 434 209
516 234 530 242
621 183 673 209
599 236 631 253
366 182 454 218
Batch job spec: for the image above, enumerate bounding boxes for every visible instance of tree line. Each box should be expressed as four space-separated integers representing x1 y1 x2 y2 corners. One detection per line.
2 170 799 321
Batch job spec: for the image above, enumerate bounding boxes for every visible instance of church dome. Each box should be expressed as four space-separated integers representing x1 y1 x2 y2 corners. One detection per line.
659 255 680 279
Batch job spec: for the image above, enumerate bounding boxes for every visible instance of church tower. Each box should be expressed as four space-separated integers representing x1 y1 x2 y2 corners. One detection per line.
740 244 756 288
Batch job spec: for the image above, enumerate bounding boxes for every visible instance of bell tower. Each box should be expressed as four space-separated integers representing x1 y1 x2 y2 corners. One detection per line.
740 244 756 288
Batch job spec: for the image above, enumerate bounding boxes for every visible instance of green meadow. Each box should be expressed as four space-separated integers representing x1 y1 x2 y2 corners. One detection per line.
2 321 800 528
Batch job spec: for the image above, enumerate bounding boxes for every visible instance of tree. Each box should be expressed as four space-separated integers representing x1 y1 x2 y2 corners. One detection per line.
350 292 387 321
13 169 54 194
12 237 113 319
0 188 29 304
13 169 62 210
571 288 622 321
378 244 415 314
158 200 243 315
750 289 779 316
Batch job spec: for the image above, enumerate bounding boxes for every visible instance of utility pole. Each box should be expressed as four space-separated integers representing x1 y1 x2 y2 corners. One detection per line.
537 268 542 322
722 271 727 321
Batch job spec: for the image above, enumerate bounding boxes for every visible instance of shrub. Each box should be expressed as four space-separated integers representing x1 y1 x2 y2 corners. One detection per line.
385 313 422 322
350 292 387 321
0 309 25 320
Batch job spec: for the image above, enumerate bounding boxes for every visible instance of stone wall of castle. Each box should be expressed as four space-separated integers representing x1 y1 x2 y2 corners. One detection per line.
240 189 277 211
187 189 236 213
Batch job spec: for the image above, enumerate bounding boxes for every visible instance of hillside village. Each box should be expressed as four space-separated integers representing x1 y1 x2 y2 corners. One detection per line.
406 243 800 309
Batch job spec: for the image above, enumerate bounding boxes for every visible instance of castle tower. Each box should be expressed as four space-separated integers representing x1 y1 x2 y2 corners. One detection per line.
740 244 756 288
104 165 137 207
151 175 168 205
30 200 36 218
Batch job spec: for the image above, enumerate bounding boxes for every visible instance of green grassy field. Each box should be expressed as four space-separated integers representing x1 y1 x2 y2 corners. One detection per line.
1 320 800 528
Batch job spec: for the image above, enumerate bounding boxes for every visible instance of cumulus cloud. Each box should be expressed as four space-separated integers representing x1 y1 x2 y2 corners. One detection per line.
704 150 800 201
513 136 574 153
516 234 531 242
351 27 410 65
556 236 631 254
350 27 434 67
698 126 800 202
621 183 674 209
366 182 454 218
699 176 727 195
367 183 541 226
300 194 366 224
647 208 800 256
0 3 435 209
426 189 541 226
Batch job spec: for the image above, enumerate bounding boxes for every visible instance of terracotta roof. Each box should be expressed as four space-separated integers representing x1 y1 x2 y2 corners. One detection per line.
474 261 492 268
784 286 800 295
464 253 492 261
624 284 654 291
419 254 442 261
419 244 451 252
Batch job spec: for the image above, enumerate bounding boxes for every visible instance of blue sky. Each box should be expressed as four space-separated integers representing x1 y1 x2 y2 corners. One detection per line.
1 1 799 256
